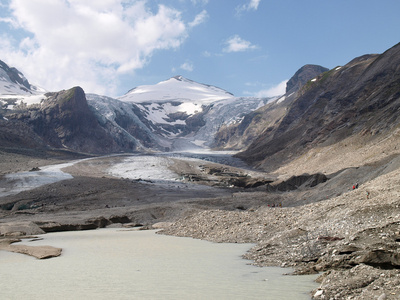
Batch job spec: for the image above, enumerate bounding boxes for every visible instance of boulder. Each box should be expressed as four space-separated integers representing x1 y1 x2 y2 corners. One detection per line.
358 249 400 269
0 221 45 236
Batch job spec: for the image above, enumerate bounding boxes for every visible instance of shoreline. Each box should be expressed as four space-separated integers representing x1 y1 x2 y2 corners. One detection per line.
1 150 400 299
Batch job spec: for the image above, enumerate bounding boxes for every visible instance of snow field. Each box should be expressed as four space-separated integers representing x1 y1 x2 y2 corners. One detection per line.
0 162 75 198
108 155 181 182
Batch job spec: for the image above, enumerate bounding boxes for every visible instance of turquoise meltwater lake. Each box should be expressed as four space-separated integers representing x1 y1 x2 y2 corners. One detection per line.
0 228 318 299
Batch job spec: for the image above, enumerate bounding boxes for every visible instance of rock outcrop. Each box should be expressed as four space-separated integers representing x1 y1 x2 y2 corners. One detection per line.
7 87 123 153
0 221 45 236
266 173 328 192
285 64 329 95
0 60 33 93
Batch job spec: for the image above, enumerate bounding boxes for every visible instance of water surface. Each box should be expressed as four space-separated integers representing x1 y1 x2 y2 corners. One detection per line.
0 229 317 299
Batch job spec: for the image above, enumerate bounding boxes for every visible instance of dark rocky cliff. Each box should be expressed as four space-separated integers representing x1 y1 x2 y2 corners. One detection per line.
285 64 329 95
236 42 400 171
7 87 122 154
0 60 32 92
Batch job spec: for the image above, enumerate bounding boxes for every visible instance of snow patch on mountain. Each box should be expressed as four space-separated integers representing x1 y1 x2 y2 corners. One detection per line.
191 96 275 146
118 75 234 104
86 93 171 150
135 102 189 125
113 76 241 141
1 61 47 112
0 94 47 110
108 155 180 182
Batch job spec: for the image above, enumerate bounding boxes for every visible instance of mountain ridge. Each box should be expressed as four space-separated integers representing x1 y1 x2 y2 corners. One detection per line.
235 42 400 173
0 59 44 96
1 42 400 166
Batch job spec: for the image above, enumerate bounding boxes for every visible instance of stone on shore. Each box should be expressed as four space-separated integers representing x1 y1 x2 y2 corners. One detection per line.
0 221 45 237
4 243 62 259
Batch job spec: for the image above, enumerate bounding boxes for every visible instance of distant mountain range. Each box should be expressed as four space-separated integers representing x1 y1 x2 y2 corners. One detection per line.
0 64 282 153
1 41 400 173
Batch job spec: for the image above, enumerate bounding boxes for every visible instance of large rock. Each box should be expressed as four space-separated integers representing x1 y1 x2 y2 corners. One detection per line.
266 173 328 191
2 243 62 259
285 64 329 95
358 249 400 269
8 87 121 154
0 221 45 236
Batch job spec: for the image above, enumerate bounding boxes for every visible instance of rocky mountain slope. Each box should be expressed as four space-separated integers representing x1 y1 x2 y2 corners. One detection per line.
233 43 400 173
0 60 43 96
212 64 328 150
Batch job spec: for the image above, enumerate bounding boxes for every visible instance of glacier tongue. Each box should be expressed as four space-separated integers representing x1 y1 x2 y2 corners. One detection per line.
87 76 275 151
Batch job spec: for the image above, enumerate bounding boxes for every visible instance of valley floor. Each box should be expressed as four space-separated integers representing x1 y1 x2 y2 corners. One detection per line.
0 148 400 299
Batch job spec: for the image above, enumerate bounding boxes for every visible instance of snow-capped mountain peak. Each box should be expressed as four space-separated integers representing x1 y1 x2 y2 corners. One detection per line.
0 60 45 96
118 75 234 104
0 60 47 111
113 76 238 140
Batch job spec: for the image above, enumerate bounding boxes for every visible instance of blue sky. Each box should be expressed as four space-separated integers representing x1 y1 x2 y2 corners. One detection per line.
1 0 399 98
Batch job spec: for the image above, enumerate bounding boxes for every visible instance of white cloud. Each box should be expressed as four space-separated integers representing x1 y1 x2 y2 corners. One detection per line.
190 0 209 6
189 10 208 27
253 80 288 98
180 61 194 72
223 35 258 53
0 0 191 95
247 0 261 10
236 0 261 15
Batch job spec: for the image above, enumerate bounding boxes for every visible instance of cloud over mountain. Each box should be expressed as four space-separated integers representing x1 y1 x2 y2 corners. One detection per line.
0 0 205 95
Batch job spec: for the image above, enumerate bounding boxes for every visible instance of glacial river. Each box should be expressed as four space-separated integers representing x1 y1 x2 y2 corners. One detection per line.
0 229 318 300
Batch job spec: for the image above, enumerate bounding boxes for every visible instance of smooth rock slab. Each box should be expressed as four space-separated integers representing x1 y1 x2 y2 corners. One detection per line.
0 239 62 259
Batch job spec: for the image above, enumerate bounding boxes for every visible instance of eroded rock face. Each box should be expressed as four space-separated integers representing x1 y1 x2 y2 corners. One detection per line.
285 64 329 95
8 87 123 154
0 221 45 236
266 173 328 191
50 88 116 152
358 249 400 269
33 215 134 233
